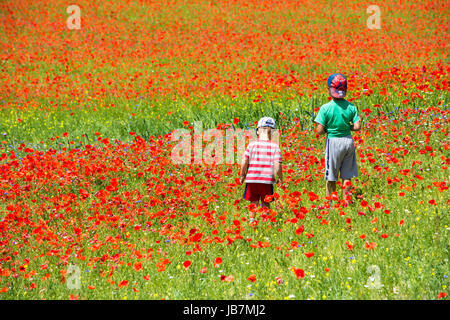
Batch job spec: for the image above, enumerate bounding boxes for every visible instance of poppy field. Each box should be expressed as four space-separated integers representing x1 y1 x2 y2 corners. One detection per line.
0 0 449 300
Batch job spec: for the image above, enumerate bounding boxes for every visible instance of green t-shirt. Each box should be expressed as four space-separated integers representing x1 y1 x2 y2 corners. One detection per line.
314 99 361 138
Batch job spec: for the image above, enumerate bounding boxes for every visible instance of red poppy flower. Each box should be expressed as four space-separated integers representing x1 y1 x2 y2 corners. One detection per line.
134 262 143 271
221 274 234 282
437 292 447 299
308 192 319 201
214 257 222 267
191 233 203 242
345 241 354 250
295 225 304 235
365 242 377 250
247 274 257 282
292 268 305 279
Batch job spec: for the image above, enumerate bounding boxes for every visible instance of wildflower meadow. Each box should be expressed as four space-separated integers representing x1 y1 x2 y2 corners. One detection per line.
0 0 448 302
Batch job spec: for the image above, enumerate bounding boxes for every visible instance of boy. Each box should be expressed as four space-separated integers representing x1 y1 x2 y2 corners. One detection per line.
240 117 283 208
314 73 361 199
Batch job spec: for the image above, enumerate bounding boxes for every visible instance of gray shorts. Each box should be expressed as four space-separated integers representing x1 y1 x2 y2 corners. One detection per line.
324 136 358 181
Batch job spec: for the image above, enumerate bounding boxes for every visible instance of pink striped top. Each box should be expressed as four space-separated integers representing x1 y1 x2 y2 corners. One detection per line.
243 139 282 184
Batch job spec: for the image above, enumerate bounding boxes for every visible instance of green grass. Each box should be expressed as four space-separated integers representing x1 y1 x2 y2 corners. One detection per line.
0 0 448 301
0 90 448 300
1 87 447 153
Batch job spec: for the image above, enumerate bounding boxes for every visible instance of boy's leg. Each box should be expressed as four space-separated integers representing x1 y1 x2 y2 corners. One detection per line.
250 201 259 218
261 201 270 208
340 139 358 203
326 181 336 198
261 183 272 208
244 184 257 217
324 138 340 198
342 179 353 204
342 179 352 192
245 184 270 218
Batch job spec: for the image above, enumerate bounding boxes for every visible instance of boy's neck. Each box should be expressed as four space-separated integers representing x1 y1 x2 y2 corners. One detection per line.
258 134 271 141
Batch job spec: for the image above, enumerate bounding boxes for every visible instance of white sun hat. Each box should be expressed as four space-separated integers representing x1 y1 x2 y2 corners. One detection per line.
257 117 276 129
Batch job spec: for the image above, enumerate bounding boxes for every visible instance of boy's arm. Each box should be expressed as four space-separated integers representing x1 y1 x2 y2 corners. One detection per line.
314 106 327 136
350 106 361 132
274 161 283 184
239 156 249 184
350 121 361 132
273 145 283 184
315 123 327 135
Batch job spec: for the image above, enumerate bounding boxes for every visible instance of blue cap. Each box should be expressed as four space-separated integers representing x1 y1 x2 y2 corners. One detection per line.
327 73 347 98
